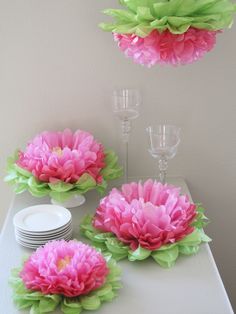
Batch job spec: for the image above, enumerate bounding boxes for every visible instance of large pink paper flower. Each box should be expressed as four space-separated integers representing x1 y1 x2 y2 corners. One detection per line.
94 180 197 251
20 240 109 297
17 129 105 184
114 28 218 67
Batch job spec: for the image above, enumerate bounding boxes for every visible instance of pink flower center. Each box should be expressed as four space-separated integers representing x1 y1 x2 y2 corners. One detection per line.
57 255 72 271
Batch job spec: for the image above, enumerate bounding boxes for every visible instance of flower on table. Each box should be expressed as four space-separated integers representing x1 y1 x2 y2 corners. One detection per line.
20 240 109 297
94 180 197 251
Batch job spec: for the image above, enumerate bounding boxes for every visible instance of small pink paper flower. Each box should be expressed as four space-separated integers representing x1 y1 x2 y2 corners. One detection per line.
114 28 218 67
20 240 109 297
94 180 197 251
17 129 105 183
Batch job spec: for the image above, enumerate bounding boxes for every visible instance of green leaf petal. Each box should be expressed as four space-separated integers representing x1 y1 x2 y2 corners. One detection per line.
95 284 113 297
105 238 129 256
80 295 101 310
101 150 123 181
14 184 28 194
75 173 97 193
4 171 18 183
48 181 74 192
128 246 151 261
38 295 61 313
152 246 179 268
179 245 199 255
96 179 108 194
14 164 32 178
61 298 82 314
100 0 236 35
49 191 75 202
178 229 202 246
29 302 41 314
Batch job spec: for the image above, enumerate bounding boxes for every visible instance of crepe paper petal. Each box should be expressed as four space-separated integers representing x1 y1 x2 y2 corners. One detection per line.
80 201 211 267
10 241 121 314
114 28 218 67
5 130 122 201
101 0 236 36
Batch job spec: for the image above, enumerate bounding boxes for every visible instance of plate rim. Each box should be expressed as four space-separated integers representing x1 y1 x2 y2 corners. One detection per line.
13 204 72 232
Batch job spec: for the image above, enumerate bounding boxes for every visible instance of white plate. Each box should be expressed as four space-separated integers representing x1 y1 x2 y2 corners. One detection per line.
15 227 73 242
16 233 73 248
15 234 73 245
14 220 72 236
13 204 72 232
15 224 72 239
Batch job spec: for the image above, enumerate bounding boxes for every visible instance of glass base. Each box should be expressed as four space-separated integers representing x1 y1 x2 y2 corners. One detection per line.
51 194 86 208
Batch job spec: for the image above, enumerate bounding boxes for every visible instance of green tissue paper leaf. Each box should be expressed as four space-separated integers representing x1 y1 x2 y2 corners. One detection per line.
61 298 82 314
80 295 101 310
101 0 236 36
179 245 199 255
152 246 179 268
14 164 32 178
178 229 202 246
48 181 74 192
38 295 61 313
128 246 151 261
105 238 129 259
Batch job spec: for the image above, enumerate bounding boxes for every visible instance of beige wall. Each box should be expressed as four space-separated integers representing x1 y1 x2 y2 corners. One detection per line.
0 0 235 310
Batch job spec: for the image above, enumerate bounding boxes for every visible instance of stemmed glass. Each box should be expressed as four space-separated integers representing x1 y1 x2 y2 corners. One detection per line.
112 89 140 182
146 125 181 184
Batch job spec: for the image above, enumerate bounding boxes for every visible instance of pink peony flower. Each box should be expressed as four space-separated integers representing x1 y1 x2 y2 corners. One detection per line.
17 129 105 183
20 240 109 297
114 28 218 67
94 180 197 251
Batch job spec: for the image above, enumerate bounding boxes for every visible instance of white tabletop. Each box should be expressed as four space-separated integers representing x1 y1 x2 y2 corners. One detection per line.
0 178 233 314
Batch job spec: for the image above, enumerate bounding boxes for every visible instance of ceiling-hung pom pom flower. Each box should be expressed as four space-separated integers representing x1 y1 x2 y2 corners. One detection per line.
100 0 236 66
114 28 218 67
20 240 109 297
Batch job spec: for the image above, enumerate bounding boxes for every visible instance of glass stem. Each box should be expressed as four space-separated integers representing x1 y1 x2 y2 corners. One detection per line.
158 158 168 184
121 120 131 183
124 141 128 183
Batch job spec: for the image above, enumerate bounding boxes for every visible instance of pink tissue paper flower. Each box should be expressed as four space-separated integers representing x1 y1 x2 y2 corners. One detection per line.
20 240 109 297
94 180 197 251
114 28 218 67
17 129 105 184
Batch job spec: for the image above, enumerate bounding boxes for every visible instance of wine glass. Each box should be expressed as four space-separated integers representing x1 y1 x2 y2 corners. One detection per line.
112 89 140 182
146 125 181 184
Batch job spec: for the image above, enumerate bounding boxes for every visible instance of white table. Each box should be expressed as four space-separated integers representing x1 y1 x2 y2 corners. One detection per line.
0 178 234 314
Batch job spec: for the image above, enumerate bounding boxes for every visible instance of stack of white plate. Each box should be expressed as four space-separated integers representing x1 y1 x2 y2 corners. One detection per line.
13 204 72 249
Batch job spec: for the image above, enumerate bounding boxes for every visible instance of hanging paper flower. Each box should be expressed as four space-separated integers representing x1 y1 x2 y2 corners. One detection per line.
81 180 211 267
100 0 236 66
10 240 122 314
114 28 218 66
5 129 122 202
